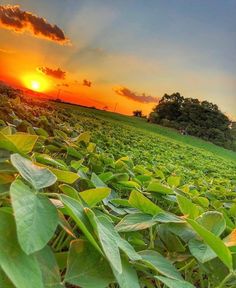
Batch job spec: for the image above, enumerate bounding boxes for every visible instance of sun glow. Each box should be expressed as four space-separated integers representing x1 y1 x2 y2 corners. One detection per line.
22 74 49 92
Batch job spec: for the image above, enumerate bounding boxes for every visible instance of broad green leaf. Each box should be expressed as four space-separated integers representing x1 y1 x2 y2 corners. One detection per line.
116 237 141 261
10 179 58 254
189 239 216 263
36 246 63 288
167 176 181 187
177 195 199 219
65 239 114 288
196 211 226 236
153 212 185 223
155 276 195 288
11 153 57 190
187 218 233 270
59 195 103 254
91 172 107 187
139 250 183 280
112 257 140 288
80 187 111 207
116 213 156 232
118 181 141 189
35 153 68 170
129 190 163 215
0 211 44 288
0 132 38 154
59 184 79 200
85 209 122 274
8 133 38 154
48 167 79 184
75 131 91 144
147 181 173 194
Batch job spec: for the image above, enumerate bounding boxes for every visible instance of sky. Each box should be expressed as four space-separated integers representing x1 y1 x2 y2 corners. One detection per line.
0 0 235 117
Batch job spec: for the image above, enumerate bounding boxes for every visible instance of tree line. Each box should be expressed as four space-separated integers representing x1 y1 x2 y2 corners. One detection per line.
133 93 235 150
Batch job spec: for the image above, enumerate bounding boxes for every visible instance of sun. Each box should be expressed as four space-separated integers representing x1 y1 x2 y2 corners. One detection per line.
22 74 49 93
31 80 41 91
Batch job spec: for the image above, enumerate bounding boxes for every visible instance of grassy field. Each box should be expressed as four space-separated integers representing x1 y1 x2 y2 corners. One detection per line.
1 95 236 288
58 102 236 163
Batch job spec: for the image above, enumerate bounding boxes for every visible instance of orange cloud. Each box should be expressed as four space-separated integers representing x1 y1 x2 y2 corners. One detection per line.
83 79 92 87
38 67 66 79
0 5 69 44
114 86 158 103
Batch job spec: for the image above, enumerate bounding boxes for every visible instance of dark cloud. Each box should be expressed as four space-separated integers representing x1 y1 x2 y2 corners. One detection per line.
114 86 158 103
38 67 66 79
57 83 69 87
0 5 69 44
83 79 92 87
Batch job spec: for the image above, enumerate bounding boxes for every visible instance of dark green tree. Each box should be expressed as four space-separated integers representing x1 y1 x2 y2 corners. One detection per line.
149 93 234 150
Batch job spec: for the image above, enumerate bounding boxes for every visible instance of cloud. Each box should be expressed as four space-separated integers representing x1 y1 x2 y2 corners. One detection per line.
0 48 15 54
113 86 158 103
38 67 66 79
57 83 69 88
83 79 92 87
0 5 69 44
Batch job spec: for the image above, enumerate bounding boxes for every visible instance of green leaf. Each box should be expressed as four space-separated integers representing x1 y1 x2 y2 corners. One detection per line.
139 250 183 280
147 181 173 194
196 211 226 236
11 154 57 190
10 179 58 254
187 218 233 270
129 190 163 215
0 132 38 154
167 176 181 187
189 239 216 263
0 211 44 288
48 167 79 184
59 184 79 200
112 257 140 288
116 213 156 232
85 209 122 274
59 195 103 254
36 246 63 288
75 131 91 144
65 239 114 288
153 212 185 223
79 187 111 207
155 276 195 288
177 195 199 219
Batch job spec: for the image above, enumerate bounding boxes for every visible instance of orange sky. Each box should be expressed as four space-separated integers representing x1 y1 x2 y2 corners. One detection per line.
0 2 235 118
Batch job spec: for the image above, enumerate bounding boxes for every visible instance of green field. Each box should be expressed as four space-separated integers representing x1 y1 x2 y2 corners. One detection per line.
1 94 236 288
59 102 236 163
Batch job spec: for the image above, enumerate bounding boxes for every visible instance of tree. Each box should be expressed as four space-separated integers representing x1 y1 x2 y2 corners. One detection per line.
149 93 234 150
133 110 143 117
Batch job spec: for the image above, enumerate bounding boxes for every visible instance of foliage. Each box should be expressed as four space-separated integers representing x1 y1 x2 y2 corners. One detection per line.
0 86 236 287
149 93 234 150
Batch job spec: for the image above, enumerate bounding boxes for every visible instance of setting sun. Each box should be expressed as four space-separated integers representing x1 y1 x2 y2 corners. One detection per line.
22 74 49 93
31 80 40 91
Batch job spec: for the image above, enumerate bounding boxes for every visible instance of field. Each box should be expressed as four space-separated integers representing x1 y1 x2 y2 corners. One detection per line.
1 93 236 288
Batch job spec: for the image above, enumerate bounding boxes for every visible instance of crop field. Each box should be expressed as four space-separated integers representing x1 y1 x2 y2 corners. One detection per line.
1 93 236 288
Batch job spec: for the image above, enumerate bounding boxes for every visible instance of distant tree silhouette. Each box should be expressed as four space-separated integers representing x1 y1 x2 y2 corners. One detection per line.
133 110 143 117
149 93 234 150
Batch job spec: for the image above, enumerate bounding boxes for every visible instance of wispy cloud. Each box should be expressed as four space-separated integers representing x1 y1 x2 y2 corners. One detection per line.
83 79 92 87
113 86 158 103
38 67 66 79
0 5 69 44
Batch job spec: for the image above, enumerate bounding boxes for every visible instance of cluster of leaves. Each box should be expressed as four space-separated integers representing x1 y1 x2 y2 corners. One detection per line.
149 93 234 150
0 89 236 287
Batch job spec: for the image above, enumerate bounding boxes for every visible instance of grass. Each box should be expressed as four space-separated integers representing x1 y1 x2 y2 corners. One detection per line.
57 102 236 163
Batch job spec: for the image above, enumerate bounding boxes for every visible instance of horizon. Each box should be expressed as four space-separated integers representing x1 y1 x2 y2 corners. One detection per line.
0 1 235 118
